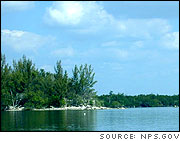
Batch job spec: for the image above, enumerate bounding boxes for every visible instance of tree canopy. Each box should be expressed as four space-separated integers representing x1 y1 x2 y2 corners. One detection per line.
1 54 97 110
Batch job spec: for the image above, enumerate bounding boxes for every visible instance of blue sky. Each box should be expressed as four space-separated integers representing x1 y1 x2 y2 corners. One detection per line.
1 1 179 95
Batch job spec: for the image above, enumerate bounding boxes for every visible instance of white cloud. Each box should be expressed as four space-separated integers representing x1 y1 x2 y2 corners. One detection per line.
44 1 172 38
43 1 177 53
51 47 75 57
44 1 114 32
1 1 34 11
161 32 179 50
45 1 84 25
1 29 52 52
115 18 171 39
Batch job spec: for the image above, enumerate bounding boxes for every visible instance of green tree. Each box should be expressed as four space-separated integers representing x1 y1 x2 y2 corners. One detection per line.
10 55 37 107
111 101 120 108
1 54 12 110
73 64 97 105
52 61 68 107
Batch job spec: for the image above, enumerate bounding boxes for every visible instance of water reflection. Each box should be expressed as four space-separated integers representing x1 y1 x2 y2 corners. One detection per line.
1 108 179 131
1 110 97 131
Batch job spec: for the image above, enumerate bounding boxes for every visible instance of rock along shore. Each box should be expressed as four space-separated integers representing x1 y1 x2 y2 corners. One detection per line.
32 106 111 111
5 106 127 111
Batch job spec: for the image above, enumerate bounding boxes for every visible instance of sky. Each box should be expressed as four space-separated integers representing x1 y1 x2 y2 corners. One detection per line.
1 1 179 96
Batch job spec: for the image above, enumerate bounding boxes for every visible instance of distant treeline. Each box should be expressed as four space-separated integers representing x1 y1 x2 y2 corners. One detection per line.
97 91 179 108
1 54 179 111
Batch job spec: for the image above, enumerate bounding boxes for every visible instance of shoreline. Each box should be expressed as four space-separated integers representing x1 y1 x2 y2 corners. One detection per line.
33 106 112 111
4 106 178 112
5 106 126 111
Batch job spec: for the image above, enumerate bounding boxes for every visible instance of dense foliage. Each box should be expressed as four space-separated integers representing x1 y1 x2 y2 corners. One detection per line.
1 54 97 110
98 91 179 108
1 54 179 110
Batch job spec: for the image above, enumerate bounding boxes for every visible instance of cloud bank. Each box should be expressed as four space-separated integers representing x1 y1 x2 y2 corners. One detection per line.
1 29 53 52
44 2 173 38
1 1 35 12
161 32 179 50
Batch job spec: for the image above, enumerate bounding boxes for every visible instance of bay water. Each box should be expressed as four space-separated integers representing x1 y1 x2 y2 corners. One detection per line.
1 107 179 131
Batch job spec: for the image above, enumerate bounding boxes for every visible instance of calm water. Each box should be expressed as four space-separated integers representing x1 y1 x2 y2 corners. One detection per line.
1 107 179 131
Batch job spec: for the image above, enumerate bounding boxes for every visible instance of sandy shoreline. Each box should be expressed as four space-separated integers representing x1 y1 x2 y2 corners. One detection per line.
33 106 111 111
4 106 178 111
5 106 126 111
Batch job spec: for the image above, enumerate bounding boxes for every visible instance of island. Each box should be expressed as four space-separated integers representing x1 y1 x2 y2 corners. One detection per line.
1 54 179 111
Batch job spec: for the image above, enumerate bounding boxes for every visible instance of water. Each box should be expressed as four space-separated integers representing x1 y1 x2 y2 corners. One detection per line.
1 107 179 131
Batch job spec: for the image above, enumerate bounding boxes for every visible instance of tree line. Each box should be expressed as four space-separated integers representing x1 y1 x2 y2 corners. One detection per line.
1 54 97 110
1 54 179 110
98 91 179 108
